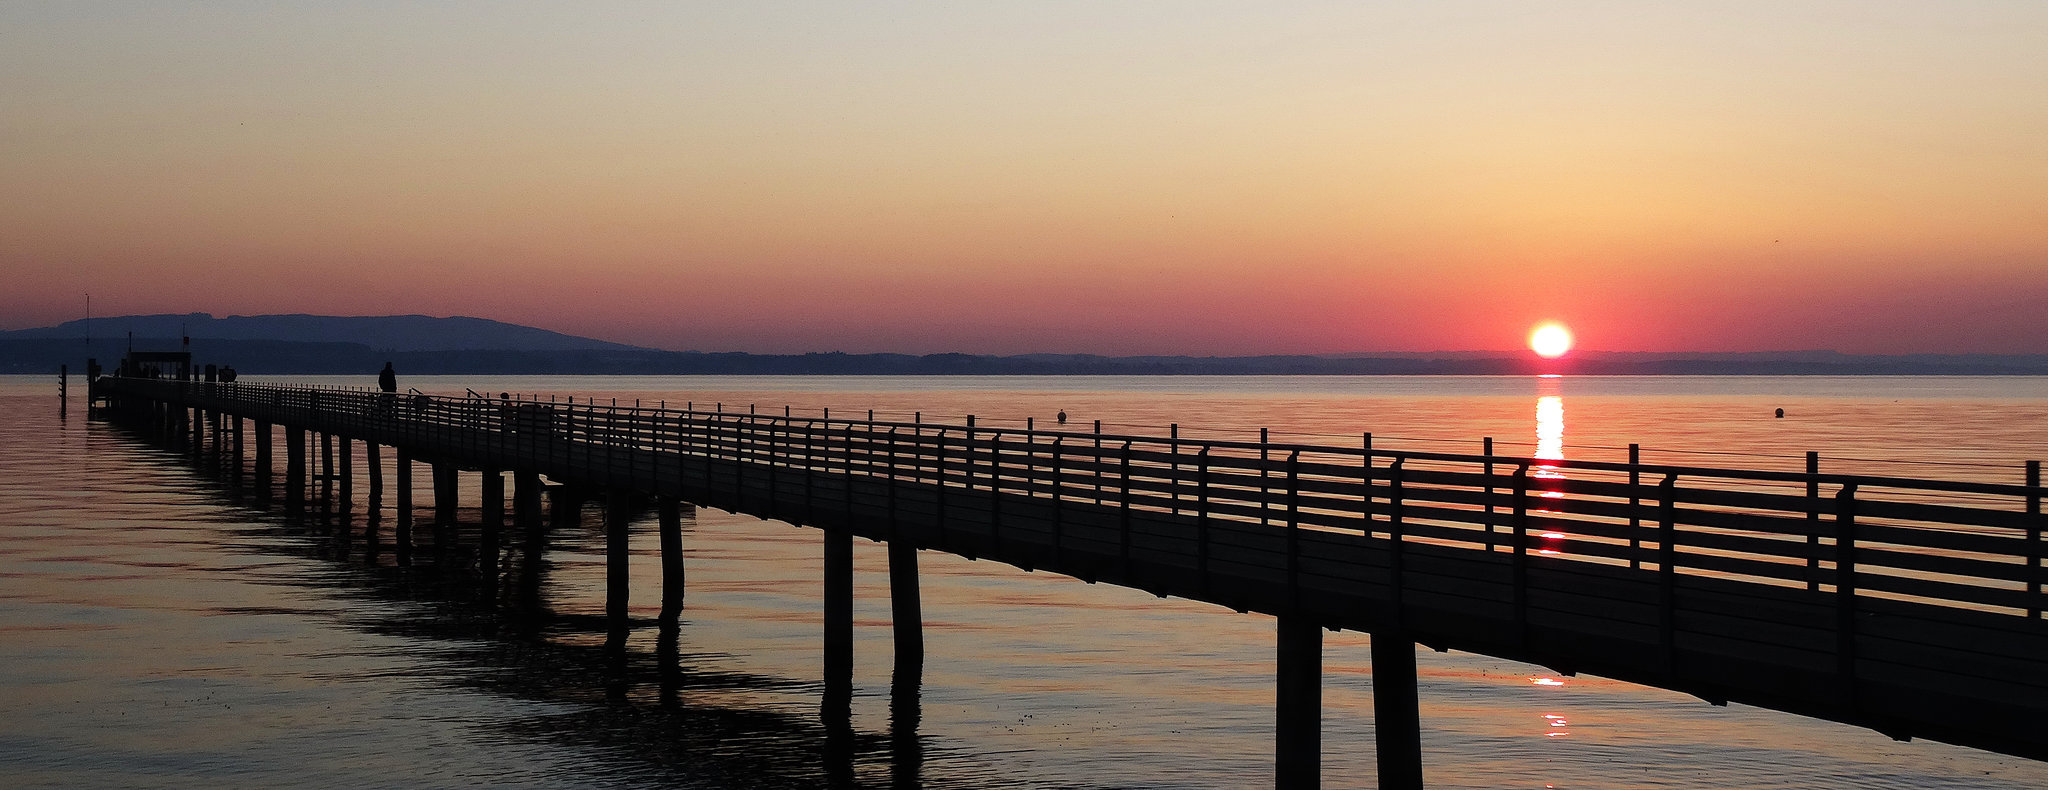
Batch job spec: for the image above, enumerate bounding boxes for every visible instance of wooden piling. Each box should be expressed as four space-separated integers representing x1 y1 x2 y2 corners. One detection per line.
890 540 923 671
515 470 542 529
284 426 306 511
394 449 413 549
1371 633 1423 790
319 432 334 511
659 497 684 622
434 464 458 527
1276 616 1322 790
824 526 854 722
338 436 353 514
606 492 632 640
366 441 382 504
255 421 273 495
481 469 504 577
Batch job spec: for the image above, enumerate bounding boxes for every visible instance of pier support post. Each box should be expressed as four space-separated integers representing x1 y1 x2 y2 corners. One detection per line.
395 449 414 550
889 541 923 671
1371 633 1424 790
514 470 543 529
658 497 684 623
1276 616 1322 790
480 469 504 577
254 421 272 494
284 426 306 512
823 527 854 723
231 416 245 475
433 464 458 526
550 486 584 529
338 436 353 515
366 442 383 504
319 432 335 512
606 492 632 644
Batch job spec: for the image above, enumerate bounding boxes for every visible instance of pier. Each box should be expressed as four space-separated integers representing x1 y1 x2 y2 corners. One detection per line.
92 376 2048 788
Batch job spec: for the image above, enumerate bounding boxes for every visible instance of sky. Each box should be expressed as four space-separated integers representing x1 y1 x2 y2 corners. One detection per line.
4 2 2046 355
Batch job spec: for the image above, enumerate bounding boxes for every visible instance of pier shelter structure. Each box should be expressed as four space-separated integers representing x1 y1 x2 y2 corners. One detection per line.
93 377 2048 788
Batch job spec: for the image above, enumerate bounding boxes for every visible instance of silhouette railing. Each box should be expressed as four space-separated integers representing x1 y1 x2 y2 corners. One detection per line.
98 377 2048 760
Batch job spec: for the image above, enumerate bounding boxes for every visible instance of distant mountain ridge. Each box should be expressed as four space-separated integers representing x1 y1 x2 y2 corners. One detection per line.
4 313 2047 375
8 312 643 353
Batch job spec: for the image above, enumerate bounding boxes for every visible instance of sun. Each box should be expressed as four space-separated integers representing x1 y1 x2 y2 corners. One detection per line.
1528 322 1573 359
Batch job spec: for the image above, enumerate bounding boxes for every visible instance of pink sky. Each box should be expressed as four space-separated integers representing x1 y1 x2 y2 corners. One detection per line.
5 3 2046 355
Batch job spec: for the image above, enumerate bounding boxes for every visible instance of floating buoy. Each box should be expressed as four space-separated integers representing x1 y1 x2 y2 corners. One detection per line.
1774 408 1785 418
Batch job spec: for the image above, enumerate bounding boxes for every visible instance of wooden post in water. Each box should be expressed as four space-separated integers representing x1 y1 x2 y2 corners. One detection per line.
658 497 684 623
605 491 632 643
823 526 854 724
366 442 382 505
1371 633 1423 790
319 432 334 513
284 426 306 512
338 436 353 515
433 463 458 527
1275 616 1322 789
514 470 542 529
58 365 67 418
480 469 504 578
890 540 923 671
231 416 245 476
550 486 583 529
255 421 273 495
394 449 414 550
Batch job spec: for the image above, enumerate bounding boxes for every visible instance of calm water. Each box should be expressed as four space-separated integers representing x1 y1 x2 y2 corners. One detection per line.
4 374 2047 789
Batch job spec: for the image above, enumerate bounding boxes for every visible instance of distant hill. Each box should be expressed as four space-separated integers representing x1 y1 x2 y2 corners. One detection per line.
5 312 643 353
4 313 2047 375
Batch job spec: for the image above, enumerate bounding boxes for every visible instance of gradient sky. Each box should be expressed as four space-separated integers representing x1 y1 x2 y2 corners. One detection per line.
4 2 2045 355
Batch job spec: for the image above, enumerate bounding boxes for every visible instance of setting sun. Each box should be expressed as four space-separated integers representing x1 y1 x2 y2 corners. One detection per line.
1529 323 1574 359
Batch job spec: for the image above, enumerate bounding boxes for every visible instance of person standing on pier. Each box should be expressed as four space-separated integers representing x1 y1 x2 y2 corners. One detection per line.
378 362 397 408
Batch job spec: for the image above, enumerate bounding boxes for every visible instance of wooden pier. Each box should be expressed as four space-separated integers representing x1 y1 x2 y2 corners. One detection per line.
93 377 2048 788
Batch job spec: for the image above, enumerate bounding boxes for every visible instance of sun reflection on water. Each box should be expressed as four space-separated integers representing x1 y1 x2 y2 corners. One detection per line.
1534 378 1567 555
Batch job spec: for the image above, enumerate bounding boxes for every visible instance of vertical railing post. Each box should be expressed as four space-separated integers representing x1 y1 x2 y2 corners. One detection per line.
1807 451 1822 591
1659 473 1679 675
1512 463 1530 639
1119 441 1134 573
1483 437 1495 552
1170 424 1180 515
935 428 949 529
2029 460 2042 619
1286 450 1302 610
989 429 1003 553
1052 437 1066 560
887 426 900 529
1260 427 1271 526
1196 446 1211 597
1093 419 1103 505
1388 458 1406 614
843 424 857 519
1627 444 1641 569
1835 482 1859 704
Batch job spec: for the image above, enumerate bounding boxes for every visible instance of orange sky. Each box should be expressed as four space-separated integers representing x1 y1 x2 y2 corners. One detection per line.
4 3 2045 355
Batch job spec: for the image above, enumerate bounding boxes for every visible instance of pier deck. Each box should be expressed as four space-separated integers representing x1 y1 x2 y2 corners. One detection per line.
95 377 2048 787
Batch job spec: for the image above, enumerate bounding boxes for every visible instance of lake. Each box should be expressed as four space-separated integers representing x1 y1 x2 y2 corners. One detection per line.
4 374 2046 788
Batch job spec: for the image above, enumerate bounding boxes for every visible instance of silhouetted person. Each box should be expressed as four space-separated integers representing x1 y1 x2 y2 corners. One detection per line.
1057 410 1068 425
219 366 237 383
378 362 397 410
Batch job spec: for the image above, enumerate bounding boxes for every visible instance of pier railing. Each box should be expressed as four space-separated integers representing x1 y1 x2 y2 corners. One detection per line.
98 377 2048 759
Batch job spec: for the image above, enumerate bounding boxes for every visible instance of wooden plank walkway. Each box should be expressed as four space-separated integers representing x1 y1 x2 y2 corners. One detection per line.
98 377 2048 765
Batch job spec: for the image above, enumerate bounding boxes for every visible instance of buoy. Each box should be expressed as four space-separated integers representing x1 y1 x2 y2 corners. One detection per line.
1774 408 1784 418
